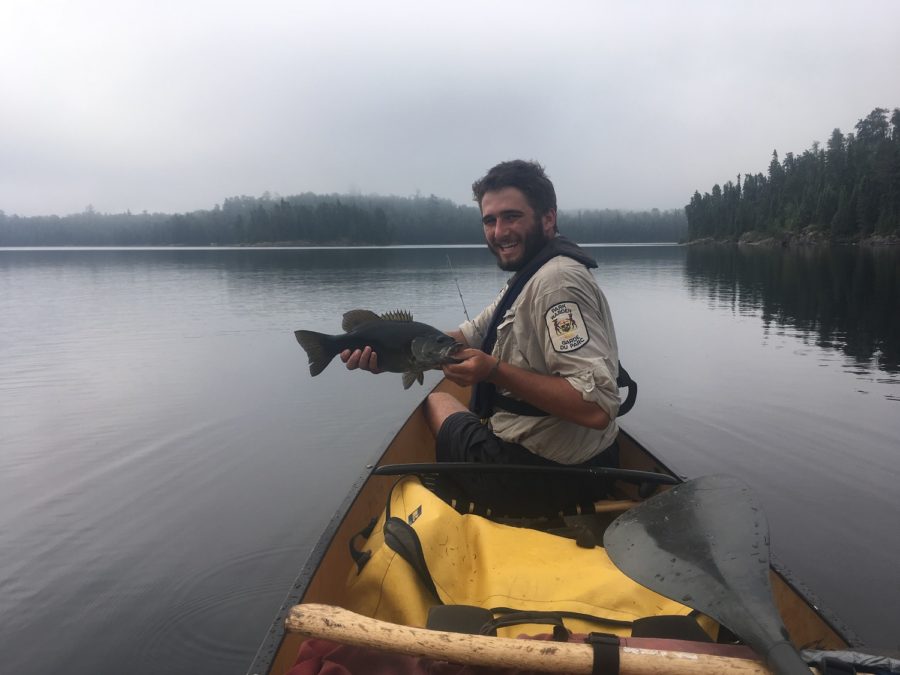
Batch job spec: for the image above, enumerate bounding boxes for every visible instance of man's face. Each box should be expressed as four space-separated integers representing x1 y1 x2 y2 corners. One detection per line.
481 187 556 271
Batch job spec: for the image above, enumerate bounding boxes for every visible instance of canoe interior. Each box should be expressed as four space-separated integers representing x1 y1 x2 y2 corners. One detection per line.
248 378 850 675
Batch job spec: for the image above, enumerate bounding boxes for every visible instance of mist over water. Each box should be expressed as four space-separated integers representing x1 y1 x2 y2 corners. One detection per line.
1 245 897 673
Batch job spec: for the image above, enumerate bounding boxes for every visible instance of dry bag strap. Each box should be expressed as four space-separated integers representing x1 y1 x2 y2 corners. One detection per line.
382 479 441 602
480 612 570 642
348 516 377 574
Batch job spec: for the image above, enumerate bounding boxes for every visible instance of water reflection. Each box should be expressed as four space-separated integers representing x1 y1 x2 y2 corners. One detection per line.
685 245 900 374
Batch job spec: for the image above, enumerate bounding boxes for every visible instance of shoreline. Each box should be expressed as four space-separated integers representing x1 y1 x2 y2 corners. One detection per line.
685 230 900 247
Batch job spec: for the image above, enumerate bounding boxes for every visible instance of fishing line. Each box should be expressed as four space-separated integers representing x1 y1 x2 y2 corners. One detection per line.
446 255 470 321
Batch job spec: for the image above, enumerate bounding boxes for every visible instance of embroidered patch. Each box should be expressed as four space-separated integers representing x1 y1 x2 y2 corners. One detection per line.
545 301 590 353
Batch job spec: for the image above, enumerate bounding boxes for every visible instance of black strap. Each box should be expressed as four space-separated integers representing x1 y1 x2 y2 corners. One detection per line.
493 393 549 417
470 236 597 419
480 612 570 641
631 615 711 643
616 363 637 417
382 516 441 602
586 632 620 675
819 657 857 675
348 516 377 574
490 606 633 629
492 360 637 418
380 480 442 601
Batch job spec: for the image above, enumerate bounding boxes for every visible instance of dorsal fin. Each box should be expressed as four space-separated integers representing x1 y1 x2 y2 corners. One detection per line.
342 309 381 332
380 309 414 322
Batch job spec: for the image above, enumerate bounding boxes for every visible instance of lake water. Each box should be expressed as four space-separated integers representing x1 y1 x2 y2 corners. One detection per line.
1 244 897 673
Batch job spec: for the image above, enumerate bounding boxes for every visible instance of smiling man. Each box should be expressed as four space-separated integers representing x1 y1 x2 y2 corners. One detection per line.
341 160 619 480
426 159 623 471
344 160 624 473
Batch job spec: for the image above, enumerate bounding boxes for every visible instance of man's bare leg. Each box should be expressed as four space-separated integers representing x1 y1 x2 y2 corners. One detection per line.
423 392 469 437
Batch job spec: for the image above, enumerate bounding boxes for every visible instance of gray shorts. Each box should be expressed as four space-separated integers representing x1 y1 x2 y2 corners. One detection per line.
431 412 619 515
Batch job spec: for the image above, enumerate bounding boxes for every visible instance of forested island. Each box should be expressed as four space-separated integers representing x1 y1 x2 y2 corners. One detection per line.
0 194 685 247
686 107 900 244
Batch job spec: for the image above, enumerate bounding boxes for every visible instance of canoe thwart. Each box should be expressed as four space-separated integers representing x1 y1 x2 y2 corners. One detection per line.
373 462 679 485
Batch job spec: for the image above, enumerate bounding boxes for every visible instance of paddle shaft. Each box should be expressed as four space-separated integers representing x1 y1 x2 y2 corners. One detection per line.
286 604 809 675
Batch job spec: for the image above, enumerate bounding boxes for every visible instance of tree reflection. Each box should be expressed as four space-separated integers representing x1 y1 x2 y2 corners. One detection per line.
685 245 900 374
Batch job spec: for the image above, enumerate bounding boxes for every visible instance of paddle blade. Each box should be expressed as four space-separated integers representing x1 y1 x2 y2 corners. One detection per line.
603 474 810 675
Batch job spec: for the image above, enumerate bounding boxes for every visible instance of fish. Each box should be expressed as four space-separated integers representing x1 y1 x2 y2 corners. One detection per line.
294 309 463 389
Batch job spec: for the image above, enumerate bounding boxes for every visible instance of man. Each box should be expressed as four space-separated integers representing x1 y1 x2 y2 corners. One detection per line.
343 160 621 470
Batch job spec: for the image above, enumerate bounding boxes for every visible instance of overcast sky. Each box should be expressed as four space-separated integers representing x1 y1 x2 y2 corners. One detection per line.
2 0 899 217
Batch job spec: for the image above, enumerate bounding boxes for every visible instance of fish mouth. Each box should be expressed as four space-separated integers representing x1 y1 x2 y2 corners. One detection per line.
442 341 464 363
411 337 464 366
430 340 464 364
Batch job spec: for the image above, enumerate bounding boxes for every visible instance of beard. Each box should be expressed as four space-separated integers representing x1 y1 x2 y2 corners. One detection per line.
489 220 551 272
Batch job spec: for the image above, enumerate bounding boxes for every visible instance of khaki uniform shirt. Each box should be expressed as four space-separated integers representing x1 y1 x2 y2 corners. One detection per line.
459 256 620 464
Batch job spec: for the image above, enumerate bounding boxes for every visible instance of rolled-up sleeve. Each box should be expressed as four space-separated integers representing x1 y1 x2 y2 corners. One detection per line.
565 364 620 420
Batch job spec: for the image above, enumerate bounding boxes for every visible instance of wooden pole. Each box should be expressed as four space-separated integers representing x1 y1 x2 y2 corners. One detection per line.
286 604 803 675
592 499 641 513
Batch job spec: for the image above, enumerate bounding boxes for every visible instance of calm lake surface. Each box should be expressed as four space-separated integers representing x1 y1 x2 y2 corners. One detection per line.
1 244 898 673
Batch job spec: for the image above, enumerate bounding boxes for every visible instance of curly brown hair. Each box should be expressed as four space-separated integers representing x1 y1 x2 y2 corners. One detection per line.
471 160 557 221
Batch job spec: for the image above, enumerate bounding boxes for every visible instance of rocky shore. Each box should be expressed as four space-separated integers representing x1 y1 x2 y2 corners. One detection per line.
687 227 900 247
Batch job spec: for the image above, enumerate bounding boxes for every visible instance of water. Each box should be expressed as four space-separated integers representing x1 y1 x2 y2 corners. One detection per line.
0 245 897 673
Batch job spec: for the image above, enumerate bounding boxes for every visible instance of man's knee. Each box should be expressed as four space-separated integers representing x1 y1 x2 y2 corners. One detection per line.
424 392 467 436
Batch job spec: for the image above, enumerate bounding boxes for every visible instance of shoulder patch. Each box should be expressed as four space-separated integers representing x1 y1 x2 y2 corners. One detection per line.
545 301 590 353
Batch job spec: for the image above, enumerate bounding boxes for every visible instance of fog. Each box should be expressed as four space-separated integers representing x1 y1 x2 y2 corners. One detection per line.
2 0 899 216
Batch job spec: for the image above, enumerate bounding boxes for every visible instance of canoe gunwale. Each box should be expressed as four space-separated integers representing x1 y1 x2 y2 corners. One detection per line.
244 382 438 675
768 553 863 649
246 378 857 675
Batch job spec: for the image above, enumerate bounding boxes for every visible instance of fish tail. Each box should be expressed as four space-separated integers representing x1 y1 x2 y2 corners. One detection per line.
294 330 339 376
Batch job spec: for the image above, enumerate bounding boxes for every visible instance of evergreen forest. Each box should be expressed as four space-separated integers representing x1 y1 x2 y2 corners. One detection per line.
5 106 898 247
686 107 900 242
0 193 685 247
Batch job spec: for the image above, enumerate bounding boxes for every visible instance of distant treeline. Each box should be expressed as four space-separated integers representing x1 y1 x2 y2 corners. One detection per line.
0 193 686 247
686 107 900 242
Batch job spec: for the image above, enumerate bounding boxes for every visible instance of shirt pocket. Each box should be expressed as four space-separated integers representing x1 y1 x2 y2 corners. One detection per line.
494 309 516 353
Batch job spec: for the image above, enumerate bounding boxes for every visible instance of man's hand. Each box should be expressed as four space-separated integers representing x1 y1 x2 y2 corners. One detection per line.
340 347 382 374
441 348 498 386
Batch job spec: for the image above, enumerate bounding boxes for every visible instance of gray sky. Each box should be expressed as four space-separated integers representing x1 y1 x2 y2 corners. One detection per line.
2 0 899 217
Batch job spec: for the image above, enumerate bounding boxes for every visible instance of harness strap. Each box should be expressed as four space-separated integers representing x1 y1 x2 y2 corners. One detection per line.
493 393 548 417
492 360 637 418
470 236 597 419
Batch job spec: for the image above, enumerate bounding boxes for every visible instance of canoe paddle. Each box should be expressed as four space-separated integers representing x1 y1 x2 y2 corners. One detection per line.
603 474 812 675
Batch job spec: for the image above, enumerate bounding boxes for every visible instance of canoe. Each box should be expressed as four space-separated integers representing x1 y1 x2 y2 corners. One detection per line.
246 378 859 675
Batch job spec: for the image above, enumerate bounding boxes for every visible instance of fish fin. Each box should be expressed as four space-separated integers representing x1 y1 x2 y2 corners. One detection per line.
417 372 424 385
342 309 381 332
402 371 419 389
380 309 414 322
294 330 338 376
